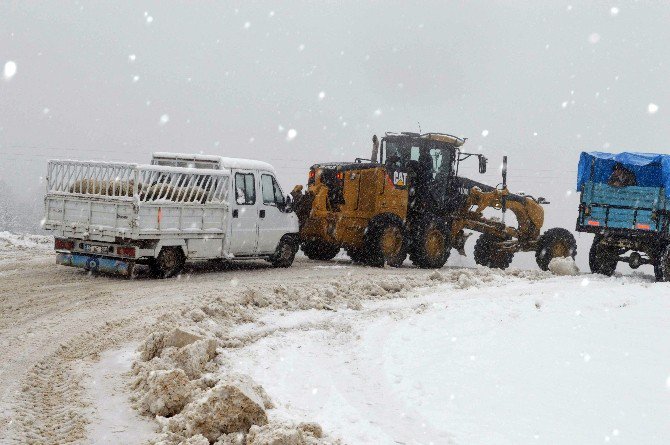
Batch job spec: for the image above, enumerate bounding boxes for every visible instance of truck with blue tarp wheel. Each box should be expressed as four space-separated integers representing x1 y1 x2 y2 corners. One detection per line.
576 151 670 281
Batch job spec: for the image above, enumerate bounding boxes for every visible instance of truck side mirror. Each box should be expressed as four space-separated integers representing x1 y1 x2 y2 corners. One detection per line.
283 195 293 212
479 156 488 174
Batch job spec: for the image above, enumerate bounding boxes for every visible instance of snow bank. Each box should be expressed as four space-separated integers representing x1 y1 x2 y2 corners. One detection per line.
0 231 52 251
132 323 337 445
548 256 580 276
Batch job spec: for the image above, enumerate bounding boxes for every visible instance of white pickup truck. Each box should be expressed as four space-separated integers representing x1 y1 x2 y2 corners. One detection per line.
43 152 300 277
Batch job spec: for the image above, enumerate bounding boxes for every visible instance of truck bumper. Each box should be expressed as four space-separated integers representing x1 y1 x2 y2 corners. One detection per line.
56 253 134 276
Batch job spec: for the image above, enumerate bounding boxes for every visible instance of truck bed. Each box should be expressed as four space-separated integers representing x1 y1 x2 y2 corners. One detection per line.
577 181 669 234
44 160 230 242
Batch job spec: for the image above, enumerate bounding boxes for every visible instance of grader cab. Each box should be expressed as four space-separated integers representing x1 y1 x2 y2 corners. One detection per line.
292 131 576 270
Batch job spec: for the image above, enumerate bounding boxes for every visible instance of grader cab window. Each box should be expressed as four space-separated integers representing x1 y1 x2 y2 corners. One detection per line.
382 138 454 178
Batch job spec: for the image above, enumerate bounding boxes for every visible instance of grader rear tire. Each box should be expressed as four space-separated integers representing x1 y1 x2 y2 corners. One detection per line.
474 234 514 270
301 240 340 261
535 227 577 271
364 216 407 267
411 216 451 269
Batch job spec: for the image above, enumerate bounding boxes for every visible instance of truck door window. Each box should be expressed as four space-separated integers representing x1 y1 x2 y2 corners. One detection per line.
261 174 285 206
235 173 256 205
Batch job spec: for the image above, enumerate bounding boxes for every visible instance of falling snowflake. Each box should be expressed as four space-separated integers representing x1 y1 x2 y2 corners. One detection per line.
286 128 297 141
298 44 305 51
588 33 601 44
132 75 140 82
3 61 17 80
159 114 170 125
244 21 250 29
648 103 659 114
129 54 136 62
610 7 619 16
146 15 154 24
481 129 489 137
43 108 50 114
374 109 382 117
318 91 326 100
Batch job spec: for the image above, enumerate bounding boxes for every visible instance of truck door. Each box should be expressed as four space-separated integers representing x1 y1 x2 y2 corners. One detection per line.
257 173 288 254
229 171 259 254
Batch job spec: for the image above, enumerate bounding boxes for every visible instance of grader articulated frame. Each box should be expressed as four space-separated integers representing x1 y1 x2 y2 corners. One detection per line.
292 132 576 270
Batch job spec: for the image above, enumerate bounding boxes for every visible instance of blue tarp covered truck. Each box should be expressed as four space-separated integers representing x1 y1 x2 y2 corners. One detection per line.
576 151 670 281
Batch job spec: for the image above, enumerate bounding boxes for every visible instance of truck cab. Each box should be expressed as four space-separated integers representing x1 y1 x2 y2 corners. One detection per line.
151 153 299 260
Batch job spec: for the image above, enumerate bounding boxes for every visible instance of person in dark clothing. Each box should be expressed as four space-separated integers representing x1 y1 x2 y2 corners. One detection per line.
608 163 637 187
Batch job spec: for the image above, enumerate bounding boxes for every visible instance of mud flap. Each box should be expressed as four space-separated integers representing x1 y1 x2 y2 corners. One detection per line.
56 253 135 277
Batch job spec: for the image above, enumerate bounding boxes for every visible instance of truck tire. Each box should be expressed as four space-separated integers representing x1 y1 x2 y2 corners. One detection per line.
301 240 340 261
150 247 185 278
474 234 514 269
411 216 451 269
346 247 367 264
535 228 578 271
655 245 670 282
588 236 617 277
271 237 298 268
364 215 407 268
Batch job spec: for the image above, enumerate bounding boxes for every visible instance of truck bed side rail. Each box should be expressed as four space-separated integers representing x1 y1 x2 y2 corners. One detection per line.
47 160 229 204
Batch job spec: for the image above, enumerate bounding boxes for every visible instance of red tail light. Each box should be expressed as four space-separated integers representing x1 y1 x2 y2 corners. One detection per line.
55 238 74 250
308 169 316 185
336 171 344 180
117 246 136 257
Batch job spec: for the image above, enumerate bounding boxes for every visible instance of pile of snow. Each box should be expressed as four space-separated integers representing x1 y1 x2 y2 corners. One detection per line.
132 327 337 444
548 256 580 276
0 231 52 251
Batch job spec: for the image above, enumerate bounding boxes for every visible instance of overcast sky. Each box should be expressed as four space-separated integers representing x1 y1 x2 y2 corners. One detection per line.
1 1 669 265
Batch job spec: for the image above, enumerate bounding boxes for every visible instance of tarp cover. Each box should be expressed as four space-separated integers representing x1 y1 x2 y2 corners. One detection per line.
577 151 670 197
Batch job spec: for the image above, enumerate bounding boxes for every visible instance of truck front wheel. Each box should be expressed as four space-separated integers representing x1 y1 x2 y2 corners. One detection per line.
271 237 298 268
150 247 185 278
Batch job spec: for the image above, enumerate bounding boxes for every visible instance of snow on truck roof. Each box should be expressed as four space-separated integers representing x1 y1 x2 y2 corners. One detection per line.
152 152 275 173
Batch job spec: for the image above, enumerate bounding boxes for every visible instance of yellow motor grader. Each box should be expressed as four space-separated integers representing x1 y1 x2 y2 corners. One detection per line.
291 131 576 269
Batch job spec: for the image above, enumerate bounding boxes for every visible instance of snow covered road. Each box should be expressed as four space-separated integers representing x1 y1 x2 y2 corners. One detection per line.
226 274 670 445
1 232 669 444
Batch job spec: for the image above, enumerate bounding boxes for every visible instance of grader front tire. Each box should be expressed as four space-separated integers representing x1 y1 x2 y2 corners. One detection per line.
535 228 577 271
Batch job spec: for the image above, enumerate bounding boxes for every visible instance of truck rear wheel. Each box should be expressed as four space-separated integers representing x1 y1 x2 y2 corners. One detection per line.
411 216 451 269
365 216 407 267
535 228 577 271
150 247 185 278
474 234 514 269
301 240 340 261
588 236 617 276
